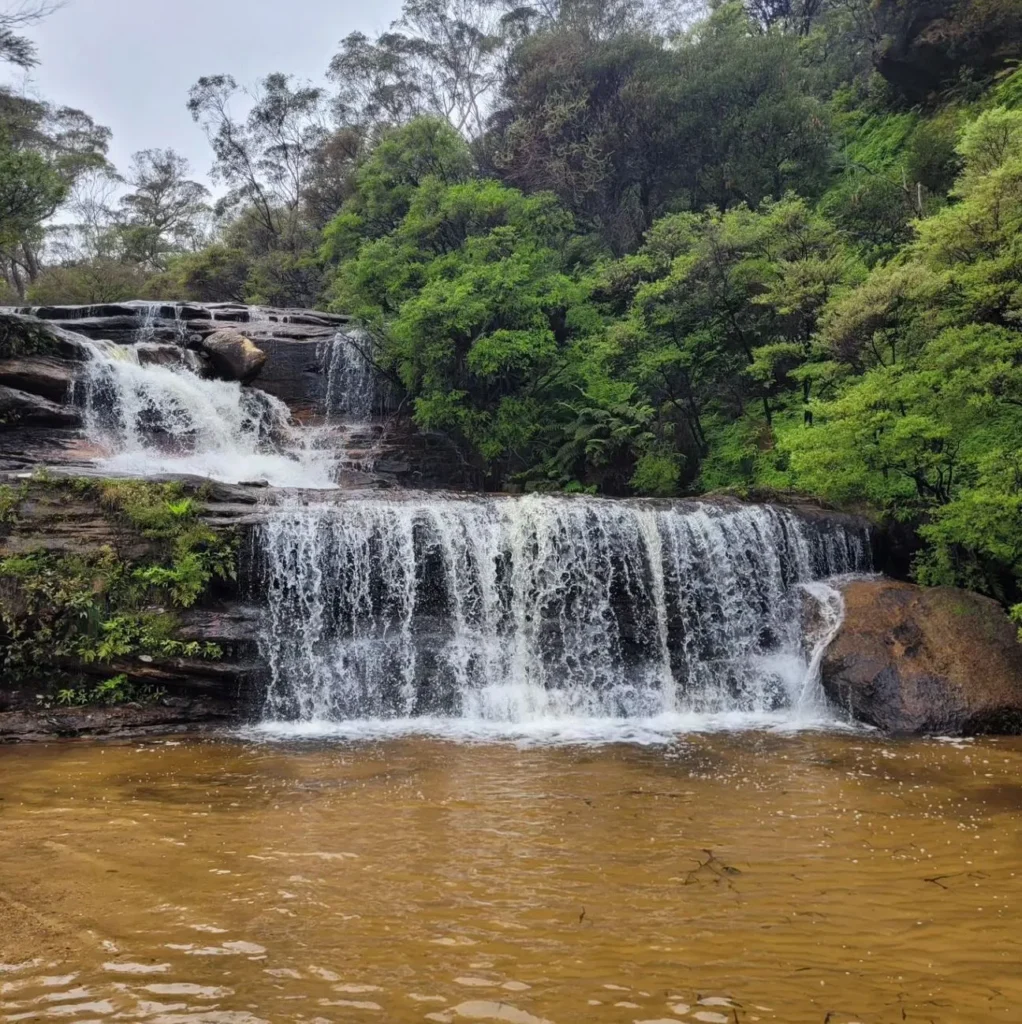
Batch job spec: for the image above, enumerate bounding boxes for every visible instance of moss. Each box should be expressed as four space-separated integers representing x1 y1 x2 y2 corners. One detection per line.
0 312 59 359
0 476 232 688
66 477 238 606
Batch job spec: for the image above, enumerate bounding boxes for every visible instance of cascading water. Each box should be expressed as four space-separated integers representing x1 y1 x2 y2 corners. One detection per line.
133 303 159 343
321 328 378 421
129 302 190 343
255 495 870 741
317 328 388 473
74 339 336 487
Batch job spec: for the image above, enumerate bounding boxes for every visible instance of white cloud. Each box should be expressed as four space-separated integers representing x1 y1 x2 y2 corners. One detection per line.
18 0 404 182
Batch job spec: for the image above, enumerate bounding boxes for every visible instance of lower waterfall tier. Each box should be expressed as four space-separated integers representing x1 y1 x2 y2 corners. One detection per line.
255 495 871 735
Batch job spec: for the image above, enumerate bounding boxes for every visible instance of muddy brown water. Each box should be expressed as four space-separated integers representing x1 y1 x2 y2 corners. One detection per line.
1 733 1020 1024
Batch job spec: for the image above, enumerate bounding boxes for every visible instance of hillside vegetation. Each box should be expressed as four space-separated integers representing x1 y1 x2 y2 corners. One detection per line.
1 0 1022 617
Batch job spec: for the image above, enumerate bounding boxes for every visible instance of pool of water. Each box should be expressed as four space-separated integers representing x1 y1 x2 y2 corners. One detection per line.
1 733 1020 1023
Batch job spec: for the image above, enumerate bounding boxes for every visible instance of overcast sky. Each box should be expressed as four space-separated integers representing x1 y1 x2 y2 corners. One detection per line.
19 0 405 184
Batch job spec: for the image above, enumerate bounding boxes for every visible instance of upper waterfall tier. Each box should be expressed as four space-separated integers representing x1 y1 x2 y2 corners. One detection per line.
75 337 337 487
255 495 871 738
0 303 478 489
41 301 389 487
11 301 371 417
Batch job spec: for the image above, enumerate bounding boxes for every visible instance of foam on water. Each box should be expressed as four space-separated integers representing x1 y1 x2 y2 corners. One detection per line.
246 709 859 746
255 495 871 738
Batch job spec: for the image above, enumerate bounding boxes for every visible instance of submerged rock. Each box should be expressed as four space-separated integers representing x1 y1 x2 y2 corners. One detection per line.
823 580 1022 735
198 329 268 382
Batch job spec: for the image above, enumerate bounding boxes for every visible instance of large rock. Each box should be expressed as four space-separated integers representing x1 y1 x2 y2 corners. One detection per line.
0 310 89 361
823 580 1022 735
198 329 267 382
0 354 76 404
0 385 79 427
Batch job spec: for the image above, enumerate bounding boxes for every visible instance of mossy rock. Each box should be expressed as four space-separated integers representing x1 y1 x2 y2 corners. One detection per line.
0 312 62 359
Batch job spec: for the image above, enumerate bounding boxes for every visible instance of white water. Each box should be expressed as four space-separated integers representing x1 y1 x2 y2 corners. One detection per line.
74 338 336 487
321 328 378 421
256 496 870 739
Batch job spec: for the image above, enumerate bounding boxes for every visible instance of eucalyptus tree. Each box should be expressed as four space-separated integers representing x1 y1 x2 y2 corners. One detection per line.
188 72 327 245
118 148 210 270
329 0 506 138
187 72 329 305
0 93 111 295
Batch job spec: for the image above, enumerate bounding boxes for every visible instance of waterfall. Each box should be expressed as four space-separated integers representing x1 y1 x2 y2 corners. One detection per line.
255 495 870 739
321 329 378 421
131 302 188 343
74 339 336 488
133 302 160 343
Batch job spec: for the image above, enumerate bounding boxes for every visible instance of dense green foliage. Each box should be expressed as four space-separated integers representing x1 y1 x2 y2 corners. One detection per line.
0 479 233 698
3 0 1022 619
314 1 1022 617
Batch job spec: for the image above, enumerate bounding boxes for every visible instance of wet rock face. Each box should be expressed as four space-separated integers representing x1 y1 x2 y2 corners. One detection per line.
0 353 76 404
0 384 80 427
0 474 267 741
823 580 1022 735
198 330 268 382
0 698 240 743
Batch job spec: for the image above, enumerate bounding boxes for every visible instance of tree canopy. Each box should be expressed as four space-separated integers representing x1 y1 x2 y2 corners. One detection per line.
3 0 1022 622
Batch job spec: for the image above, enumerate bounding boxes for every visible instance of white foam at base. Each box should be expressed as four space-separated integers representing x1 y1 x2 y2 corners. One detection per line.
94 449 334 489
244 709 860 747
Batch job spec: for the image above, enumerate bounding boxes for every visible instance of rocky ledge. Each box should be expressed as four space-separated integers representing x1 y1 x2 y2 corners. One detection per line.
0 698 238 742
823 579 1022 735
0 473 266 743
0 303 477 490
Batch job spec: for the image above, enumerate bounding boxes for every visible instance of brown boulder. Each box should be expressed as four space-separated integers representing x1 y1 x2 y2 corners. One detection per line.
823 580 1022 735
198 329 267 382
